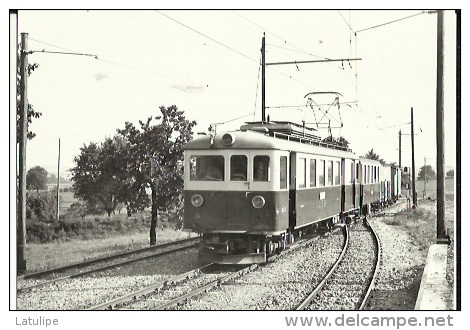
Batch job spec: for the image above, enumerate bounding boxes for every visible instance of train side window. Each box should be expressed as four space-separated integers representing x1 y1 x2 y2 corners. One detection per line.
280 156 287 189
298 157 307 188
364 165 367 184
253 155 270 181
351 162 355 183
335 161 340 185
327 161 333 186
230 155 247 181
310 159 316 187
190 155 225 181
356 163 359 181
317 160 325 187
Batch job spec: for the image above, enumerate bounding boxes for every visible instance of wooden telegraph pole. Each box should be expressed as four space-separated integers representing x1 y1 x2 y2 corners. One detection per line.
261 33 266 122
411 107 417 208
399 129 402 168
17 32 28 274
56 138 61 220
435 10 448 243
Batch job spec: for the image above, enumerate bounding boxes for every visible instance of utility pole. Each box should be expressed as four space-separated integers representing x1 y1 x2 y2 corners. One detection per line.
423 156 427 199
261 32 266 122
435 10 447 243
399 129 402 168
56 138 61 220
17 32 28 275
411 107 417 208
259 33 361 124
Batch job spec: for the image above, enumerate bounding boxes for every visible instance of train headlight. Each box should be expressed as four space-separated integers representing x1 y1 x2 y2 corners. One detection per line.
222 133 236 146
252 195 265 208
191 194 204 207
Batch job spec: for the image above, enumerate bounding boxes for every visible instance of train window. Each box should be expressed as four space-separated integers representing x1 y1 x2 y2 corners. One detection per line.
368 165 371 183
189 155 224 181
310 159 316 187
327 161 333 186
351 163 355 183
230 155 247 181
364 165 367 184
298 158 307 188
356 163 359 181
317 160 325 187
253 156 270 181
280 156 287 189
335 161 340 185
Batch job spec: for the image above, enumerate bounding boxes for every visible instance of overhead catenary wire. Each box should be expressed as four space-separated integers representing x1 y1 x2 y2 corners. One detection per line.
156 11 329 94
355 11 428 34
26 37 254 103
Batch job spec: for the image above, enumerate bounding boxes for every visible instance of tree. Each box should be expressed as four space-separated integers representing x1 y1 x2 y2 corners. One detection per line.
364 148 380 160
117 105 196 245
26 166 48 191
322 135 350 149
70 136 128 217
418 165 436 181
363 148 387 166
26 190 56 221
17 44 42 141
446 169 454 178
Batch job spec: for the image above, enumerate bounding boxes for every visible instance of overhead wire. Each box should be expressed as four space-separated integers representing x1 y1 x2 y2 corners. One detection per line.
355 11 428 34
156 10 334 108
337 11 433 139
26 37 255 103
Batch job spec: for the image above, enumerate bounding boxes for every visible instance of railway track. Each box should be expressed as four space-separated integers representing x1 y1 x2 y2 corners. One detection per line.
87 263 253 310
88 230 331 310
17 237 200 293
296 219 380 310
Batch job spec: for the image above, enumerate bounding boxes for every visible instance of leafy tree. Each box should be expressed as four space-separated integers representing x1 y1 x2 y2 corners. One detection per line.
117 105 196 245
418 165 436 181
363 148 386 166
322 135 350 149
446 169 454 178
67 200 101 219
17 44 42 141
26 191 56 221
70 136 128 217
363 148 380 160
26 166 48 191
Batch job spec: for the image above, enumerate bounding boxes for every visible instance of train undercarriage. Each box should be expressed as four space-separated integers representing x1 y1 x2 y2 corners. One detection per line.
197 215 345 264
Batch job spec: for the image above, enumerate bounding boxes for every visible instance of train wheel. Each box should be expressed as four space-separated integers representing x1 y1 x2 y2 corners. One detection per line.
266 241 274 255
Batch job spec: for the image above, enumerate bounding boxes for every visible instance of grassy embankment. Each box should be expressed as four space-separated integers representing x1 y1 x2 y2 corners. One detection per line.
23 190 195 272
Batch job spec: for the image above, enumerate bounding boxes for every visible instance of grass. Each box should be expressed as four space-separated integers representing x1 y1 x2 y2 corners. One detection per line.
24 228 196 272
383 205 437 251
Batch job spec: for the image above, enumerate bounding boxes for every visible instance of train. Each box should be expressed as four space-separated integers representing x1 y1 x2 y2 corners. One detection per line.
183 121 401 264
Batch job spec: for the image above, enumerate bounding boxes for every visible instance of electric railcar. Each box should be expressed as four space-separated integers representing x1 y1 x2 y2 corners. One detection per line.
183 121 401 264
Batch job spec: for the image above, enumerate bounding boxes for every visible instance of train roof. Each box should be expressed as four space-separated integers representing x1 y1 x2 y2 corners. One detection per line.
185 129 359 159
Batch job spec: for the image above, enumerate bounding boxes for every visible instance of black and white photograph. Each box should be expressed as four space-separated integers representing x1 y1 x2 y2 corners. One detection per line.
9 5 461 329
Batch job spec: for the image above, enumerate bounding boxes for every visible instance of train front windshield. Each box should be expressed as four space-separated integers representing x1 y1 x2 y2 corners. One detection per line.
190 155 225 181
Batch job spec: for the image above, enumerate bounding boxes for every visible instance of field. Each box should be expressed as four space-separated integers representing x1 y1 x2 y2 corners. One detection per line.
413 177 455 200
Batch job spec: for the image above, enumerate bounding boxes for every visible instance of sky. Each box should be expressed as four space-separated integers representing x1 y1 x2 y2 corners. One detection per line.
11 9 459 179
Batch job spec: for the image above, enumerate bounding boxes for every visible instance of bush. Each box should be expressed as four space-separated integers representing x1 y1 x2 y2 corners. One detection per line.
26 191 57 221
